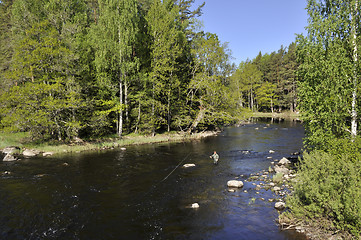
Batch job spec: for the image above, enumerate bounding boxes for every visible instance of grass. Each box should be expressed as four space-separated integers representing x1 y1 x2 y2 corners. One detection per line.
0 132 29 149
0 131 217 155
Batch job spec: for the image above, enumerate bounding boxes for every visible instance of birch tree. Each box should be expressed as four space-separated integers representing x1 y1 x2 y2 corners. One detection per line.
297 0 361 148
92 0 139 137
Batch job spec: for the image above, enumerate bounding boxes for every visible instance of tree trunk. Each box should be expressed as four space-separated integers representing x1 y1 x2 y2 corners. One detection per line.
118 79 123 138
125 78 129 123
135 100 141 133
351 0 358 140
187 105 205 134
152 82 155 137
167 90 171 132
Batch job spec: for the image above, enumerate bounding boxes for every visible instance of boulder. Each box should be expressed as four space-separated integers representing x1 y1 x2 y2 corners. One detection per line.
227 180 244 188
269 150 275 153
278 157 291 165
22 149 38 157
2 146 20 154
274 165 290 175
274 201 286 210
3 153 17 162
183 163 196 168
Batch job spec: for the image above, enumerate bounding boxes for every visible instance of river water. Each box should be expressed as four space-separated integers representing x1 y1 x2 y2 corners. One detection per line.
0 119 306 239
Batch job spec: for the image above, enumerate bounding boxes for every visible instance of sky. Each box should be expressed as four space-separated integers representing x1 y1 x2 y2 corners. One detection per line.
193 0 309 66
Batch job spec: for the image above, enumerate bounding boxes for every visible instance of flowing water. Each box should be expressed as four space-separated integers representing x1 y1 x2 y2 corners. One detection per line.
0 119 307 239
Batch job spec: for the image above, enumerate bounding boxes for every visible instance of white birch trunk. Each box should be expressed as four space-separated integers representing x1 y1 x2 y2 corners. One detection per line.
351 0 358 140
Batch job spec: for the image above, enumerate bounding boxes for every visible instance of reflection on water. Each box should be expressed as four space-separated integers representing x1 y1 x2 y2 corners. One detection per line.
0 119 306 239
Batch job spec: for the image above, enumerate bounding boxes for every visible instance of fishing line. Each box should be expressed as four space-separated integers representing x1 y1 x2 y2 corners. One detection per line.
130 152 192 206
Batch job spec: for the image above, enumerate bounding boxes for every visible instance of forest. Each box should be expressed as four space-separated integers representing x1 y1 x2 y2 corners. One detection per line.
1 0 361 237
0 0 298 141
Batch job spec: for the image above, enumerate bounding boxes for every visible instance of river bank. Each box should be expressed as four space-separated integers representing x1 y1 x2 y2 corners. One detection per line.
0 131 219 159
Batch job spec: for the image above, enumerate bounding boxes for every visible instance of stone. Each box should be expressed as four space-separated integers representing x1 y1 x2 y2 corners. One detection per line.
269 150 275 153
227 180 244 188
191 203 199 208
272 186 281 192
120 147 126 151
274 165 290 175
183 163 196 168
274 201 286 210
278 157 291 165
228 189 235 192
43 152 54 157
2 146 20 154
22 149 38 157
3 153 17 162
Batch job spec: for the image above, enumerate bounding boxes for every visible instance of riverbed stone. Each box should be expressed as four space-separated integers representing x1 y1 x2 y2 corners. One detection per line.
274 201 286 210
274 165 290 175
183 163 196 168
278 157 291 165
3 153 17 162
22 149 39 157
2 146 20 154
191 203 199 208
43 152 54 157
272 186 281 192
227 180 244 188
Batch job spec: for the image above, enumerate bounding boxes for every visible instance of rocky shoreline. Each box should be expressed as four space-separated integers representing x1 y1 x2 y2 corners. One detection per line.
0 131 219 162
223 152 353 240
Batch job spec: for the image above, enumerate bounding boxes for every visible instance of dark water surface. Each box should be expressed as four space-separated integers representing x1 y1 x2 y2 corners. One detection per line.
0 119 306 239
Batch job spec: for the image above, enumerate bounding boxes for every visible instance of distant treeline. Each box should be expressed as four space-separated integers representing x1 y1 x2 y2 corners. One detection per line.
0 0 298 141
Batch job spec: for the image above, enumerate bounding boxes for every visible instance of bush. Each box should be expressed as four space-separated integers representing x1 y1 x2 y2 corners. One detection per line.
288 139 361 236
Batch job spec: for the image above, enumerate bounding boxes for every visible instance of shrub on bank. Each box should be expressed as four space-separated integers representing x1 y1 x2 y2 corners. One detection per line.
288 138 361 237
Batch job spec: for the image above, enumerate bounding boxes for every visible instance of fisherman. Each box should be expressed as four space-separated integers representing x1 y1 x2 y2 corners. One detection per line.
210 151 219 165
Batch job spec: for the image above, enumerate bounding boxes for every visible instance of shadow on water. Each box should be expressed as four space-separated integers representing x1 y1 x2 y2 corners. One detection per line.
0 119 306 239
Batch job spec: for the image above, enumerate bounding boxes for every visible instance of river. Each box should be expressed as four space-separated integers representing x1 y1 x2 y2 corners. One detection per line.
0 119 306 239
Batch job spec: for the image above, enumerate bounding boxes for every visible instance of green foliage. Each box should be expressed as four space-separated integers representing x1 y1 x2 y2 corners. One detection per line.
297 0 360 148
230 42 299 113
288 139 361 236
1 0 296 142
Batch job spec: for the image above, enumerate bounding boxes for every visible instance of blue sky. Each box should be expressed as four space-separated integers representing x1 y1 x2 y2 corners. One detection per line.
193 0 309 66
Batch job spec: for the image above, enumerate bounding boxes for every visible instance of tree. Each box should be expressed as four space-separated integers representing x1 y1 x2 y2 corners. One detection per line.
187 32 235 131
91 0 139 137
146 0 184 134
0 0 14 94
297 0 361 148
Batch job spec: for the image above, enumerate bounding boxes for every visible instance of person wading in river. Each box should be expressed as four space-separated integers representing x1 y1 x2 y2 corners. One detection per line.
210 151 219 165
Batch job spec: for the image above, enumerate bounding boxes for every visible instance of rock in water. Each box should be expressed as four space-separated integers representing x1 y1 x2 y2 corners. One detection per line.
22 149 38 157
3 153 17 162
278 157 291 165
2 146 20 154
274 201 286 210
183 163 196 168
43 152 54 157
191 203 199 208
227 180 244 188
